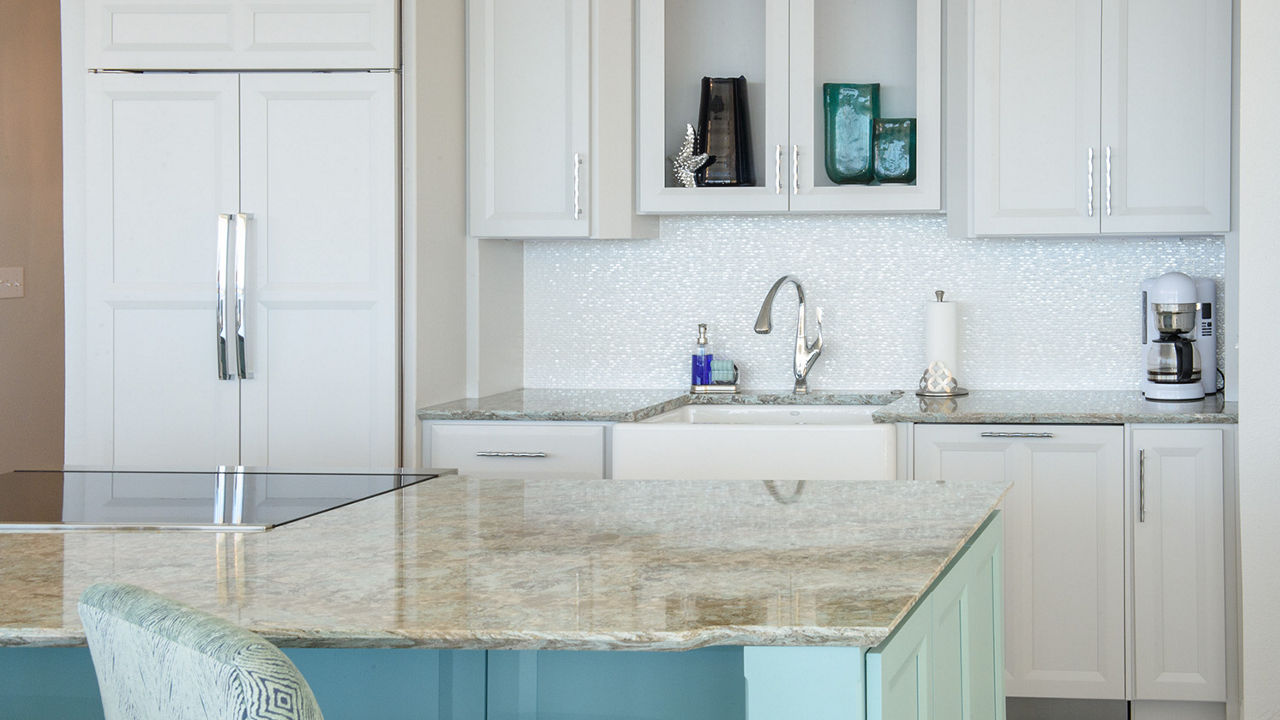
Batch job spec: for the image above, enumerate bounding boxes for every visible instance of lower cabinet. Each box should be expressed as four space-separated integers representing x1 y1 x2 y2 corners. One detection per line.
914 423 1231 711
1131 428 1226 703
423 422 608 479
914 425 1125 700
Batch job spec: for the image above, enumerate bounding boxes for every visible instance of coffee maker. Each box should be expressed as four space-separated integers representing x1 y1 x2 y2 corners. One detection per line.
1140 272 1217 401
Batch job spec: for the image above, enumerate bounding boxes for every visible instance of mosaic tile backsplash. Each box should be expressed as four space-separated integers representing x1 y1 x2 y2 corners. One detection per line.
523 215 1226 392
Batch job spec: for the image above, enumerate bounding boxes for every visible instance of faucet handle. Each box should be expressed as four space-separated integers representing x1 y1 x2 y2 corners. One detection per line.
816 307 824 326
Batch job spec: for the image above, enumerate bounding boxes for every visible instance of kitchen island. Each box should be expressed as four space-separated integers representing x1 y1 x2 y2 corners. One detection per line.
0 474 1008 719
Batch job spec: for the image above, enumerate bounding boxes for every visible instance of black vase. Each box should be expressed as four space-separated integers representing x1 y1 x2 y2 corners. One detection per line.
695 76 755 187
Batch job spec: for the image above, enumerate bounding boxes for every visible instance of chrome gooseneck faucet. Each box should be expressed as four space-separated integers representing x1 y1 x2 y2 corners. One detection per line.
754 275 823 394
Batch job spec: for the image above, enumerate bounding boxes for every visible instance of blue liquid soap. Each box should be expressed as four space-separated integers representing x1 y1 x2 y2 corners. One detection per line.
691 323 714 386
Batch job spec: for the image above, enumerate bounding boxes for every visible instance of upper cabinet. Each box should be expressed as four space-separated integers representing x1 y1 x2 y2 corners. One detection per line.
635 0 942 214
84 0 398 70
954 0 1231 237
467 0 654 239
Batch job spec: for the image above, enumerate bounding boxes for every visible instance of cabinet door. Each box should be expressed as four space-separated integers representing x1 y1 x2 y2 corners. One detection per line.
970 0 1103 236
1131 428 1226 702
468 0 590 237
79 73 242 467
787 0 942 213
84 0 398 70
1099 0 1231 234
237 73 399 468
915 425 1126 699
634 0 791 214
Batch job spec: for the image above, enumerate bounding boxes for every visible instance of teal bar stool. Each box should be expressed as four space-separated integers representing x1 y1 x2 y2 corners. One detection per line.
78 583 323 720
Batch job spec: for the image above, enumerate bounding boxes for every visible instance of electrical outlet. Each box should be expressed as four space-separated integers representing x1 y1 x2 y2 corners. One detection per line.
0 267 24 299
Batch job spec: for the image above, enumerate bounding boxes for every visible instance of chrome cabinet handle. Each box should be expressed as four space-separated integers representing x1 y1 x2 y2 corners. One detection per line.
475 451 548 458
1105 146 1112 217
572 152 583 219
233 212 248 380
979 432 1056 439
1139 448 1146 522
791 145 799 195
774 144 783 194
215 214 232 380
1087 147 1095 217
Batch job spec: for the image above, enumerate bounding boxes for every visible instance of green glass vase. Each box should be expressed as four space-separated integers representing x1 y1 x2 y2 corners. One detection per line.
873 117 917 184
823 83 880 184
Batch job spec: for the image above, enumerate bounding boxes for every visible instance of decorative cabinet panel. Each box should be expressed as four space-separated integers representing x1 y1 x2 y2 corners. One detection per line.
467 0 652 239
960 0 1230 236
75 72 398 468
635 0 941 214
1131 427 1227 703
914 424 1127 700
84 0 398 70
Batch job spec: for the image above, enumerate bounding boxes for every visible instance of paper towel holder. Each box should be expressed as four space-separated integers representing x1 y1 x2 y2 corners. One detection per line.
916 290 970 398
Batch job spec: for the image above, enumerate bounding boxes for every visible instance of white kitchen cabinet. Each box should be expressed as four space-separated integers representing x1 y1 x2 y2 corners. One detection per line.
424 422 607 479
635 0 941 214
84 0 398 70
914 424 1127 700
959 0 1230 236
1130 427 1226 703
74 72 398 469
467 0 653 239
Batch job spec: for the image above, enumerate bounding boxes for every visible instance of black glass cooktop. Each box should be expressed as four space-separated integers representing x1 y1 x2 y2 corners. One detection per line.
0 467 441 531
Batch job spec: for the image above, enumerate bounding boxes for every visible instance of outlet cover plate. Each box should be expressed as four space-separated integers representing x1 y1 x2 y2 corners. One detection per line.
0 267 24 298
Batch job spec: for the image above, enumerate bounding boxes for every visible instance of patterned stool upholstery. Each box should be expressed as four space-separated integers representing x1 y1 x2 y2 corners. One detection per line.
78 583 323 720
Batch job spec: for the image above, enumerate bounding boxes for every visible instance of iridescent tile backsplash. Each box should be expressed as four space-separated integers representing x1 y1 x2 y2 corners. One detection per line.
523 215 1226 392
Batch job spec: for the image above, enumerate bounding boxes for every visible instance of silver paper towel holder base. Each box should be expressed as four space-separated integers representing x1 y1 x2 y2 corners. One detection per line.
916 360 970 398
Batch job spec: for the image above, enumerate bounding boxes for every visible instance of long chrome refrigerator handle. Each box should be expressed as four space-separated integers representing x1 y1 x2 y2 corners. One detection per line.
233 213 248 380
215 214 232 380
1087 147 1095 217
1105 146 1113 216
774 144 782 194
572 152 583 219
1138 448 1146 522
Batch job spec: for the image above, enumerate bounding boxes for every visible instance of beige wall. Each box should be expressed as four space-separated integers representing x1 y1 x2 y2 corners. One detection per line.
0 0 63 474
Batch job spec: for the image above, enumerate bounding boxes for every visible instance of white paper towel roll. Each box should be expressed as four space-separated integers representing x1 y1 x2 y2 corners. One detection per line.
924 297 959 377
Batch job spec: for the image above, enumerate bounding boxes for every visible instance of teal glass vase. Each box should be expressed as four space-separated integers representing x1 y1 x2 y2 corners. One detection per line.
823 83 880 184
873 117 917 184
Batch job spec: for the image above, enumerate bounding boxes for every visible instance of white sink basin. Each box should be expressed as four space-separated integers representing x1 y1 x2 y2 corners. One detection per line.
642 404 878 425
612 404 896 481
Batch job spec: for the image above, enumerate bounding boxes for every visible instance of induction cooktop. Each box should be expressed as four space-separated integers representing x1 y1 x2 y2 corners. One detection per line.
0 467 442 532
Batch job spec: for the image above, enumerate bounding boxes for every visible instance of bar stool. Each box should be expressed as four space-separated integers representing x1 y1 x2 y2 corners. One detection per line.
78 583 323 720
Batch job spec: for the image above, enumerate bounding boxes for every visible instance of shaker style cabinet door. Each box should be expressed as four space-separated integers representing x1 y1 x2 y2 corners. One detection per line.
970 0 1103 236
467 0 591 237
914 424 1126 700
78 73 243 467
1098 0 1231 234
84 0 398 70
1131 428 1227 702
236 73 399 468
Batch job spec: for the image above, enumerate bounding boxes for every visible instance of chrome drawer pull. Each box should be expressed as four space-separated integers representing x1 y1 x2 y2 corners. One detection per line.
475 451 548 458
1138 449 1147 522
979 432 1056 439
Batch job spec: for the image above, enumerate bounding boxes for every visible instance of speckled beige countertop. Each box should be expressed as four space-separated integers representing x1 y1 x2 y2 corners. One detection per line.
417 388 1235 425
871 389 1238 425
0 474 1007 651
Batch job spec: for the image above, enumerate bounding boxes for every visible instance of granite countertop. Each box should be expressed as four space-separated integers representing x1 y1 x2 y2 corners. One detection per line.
0 473 1007 651
417 388 904 423
418 387 1237 426
871 389 1238 425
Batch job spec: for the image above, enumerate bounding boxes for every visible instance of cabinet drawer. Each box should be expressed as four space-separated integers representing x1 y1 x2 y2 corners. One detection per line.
85 0 398 70
428 424 605 479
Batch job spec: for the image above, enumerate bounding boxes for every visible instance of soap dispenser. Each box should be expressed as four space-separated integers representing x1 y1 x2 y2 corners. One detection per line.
691 324 714 386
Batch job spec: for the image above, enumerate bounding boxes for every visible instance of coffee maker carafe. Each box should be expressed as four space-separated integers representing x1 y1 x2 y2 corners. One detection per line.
1141 272 1211 401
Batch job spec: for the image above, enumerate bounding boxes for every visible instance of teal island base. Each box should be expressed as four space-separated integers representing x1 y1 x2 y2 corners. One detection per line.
0 515 1002 720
